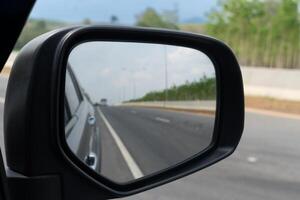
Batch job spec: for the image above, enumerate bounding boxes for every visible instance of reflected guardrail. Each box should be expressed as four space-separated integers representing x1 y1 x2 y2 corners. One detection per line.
122 100 216 115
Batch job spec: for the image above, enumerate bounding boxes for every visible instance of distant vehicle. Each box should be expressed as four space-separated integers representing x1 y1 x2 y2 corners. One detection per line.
99 98 108 106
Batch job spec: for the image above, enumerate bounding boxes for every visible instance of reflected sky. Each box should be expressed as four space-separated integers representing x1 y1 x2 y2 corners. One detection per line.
69 42 215 104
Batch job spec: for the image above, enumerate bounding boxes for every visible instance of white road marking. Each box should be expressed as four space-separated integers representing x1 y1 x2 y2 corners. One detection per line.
247 156 258 163
155 117 170 123
97 108 144 179
0 97 5 104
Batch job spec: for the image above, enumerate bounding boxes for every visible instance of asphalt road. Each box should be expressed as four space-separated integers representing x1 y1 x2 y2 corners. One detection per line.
0 76 300 199
126 111 300 200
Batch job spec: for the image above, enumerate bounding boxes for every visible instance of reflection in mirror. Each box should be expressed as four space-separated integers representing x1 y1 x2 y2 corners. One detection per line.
64 41 216 183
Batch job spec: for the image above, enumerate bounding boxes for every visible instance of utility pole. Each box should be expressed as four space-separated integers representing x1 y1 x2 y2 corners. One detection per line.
122 67 137 100
133 79 136 100
123 87 126 102
164 45 168 107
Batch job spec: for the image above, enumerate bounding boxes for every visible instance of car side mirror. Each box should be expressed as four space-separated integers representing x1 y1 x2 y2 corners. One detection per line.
4 26 244 199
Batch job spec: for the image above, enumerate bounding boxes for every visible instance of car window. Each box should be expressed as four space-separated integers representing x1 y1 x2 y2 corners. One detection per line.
64 96 71 126
65 70 81 115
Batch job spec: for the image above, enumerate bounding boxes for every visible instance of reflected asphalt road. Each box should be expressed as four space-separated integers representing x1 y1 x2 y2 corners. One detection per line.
0 76 299 199
98 106 214 182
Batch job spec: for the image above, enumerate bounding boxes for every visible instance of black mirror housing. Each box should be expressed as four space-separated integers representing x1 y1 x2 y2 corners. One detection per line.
4 26 244 199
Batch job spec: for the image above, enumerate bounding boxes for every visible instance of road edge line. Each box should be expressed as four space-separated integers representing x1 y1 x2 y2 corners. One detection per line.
97 107 144 179
155 117 170 123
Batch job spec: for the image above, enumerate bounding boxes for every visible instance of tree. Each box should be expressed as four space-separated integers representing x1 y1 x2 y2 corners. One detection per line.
110 15 118 24
14 19 66 50
14 19 50 50
36 20 46 29
161 9 179 24
136 7 179 30
82 18 92 25
205 0 300 68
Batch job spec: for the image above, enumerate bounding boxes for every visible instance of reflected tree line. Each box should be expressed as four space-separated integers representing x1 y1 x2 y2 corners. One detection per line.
128 77 216 102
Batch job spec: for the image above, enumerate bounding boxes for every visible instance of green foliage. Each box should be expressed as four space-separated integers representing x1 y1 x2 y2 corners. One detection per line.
14 19 65 50
82 18 92 25
110 15 119 24
130 77 216 102
136 7 179 30
179 24 205 33
205 0 300 68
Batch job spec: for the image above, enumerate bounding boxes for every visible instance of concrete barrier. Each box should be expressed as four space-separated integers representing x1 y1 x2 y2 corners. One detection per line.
123 100 216 113
241 66 300 101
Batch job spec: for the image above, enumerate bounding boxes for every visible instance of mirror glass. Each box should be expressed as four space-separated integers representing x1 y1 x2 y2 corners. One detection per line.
64 41 217 183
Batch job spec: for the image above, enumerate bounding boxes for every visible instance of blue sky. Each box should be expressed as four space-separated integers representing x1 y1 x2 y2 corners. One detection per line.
30 0 218 24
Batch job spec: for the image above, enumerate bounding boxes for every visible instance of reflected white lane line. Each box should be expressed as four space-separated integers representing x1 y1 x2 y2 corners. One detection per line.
155 117 170 123
97 107 144 179
0 97 4 104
